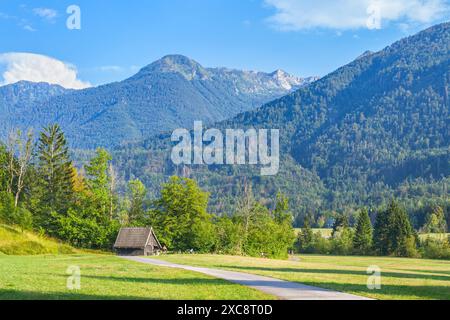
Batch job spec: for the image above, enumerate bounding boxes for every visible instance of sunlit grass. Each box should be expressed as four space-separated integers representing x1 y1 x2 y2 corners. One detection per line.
153 254 450 300
0 224 78 255
0 255 274 300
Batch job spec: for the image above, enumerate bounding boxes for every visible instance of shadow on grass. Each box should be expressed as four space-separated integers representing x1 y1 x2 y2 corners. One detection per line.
402 269 450 277
217 265 450 282
80 271 449 299
0 289 157 300
81 274 234 286
290 282 450 300
0 276 249 300
37 271 241 287
1 282 448 300
82 275 337 293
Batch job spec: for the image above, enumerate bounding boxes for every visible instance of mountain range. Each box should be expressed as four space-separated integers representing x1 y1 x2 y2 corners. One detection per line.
112 22 449 225
0 22 448 225
0 54 317 148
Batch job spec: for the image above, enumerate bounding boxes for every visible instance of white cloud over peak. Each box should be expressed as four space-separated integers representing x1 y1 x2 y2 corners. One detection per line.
0 53 91 89
264 0 450 30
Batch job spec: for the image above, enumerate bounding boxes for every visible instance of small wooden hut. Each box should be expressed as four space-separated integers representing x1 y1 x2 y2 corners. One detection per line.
113 227 162 256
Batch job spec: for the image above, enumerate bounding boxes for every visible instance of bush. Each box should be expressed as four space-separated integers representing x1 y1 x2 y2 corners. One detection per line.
55 208 120 249
420 238 450 259
215 216 243 255
402 235 420 258
311 233 332 254
331 227 354 255
15 207 33 232
296 232 332 254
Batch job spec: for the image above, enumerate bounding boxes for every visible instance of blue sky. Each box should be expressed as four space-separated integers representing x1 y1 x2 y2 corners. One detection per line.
0 0 449 87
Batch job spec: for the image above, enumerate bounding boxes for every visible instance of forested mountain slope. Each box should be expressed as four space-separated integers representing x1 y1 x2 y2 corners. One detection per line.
0 81 70 139
113 23 449 225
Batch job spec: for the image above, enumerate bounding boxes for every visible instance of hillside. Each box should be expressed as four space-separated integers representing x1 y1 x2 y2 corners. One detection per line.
0 81 70 140
0 224 77 255
0 55 316 148
112 23 450 224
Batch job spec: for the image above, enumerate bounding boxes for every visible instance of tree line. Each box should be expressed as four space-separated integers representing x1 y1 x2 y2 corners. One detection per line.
0 125 120 248
0 125 295 257
0 124 448 259
297 202 449 259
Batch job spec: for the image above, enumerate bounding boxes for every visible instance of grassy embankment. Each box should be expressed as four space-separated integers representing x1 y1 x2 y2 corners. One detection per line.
0 224 78 255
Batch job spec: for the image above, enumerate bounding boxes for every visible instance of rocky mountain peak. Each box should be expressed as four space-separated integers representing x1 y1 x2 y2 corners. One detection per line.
136 54 210 80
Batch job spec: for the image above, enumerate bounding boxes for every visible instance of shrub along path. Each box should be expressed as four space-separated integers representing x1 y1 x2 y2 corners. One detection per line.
120 256 371 300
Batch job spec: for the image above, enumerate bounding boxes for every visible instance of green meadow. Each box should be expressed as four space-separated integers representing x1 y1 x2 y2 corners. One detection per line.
1 223 449 300
153 254 450 300
0 254 273 300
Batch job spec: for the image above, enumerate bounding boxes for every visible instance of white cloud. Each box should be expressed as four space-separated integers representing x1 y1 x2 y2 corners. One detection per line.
264 0 450 30
33 8 58 21
0 53 91 89
22 24 36 32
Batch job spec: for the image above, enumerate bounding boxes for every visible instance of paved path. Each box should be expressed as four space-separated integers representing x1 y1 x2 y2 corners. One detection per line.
120 256 372 300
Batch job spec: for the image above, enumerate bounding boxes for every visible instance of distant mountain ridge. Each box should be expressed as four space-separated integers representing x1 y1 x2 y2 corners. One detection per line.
0 81 70 136
112 22 450 222
0 55 317 147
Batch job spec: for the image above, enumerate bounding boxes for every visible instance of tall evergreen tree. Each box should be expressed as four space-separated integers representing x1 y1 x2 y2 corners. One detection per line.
373 207 391 256
374 200 417 257
353 208 373 255
297 216 314 252
37 124 74 215
388 201 416 257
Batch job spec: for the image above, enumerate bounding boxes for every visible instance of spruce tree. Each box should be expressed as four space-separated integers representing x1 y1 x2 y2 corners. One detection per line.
373 207 390 256
388 201 416 257
353 208 373 255
374 200 417 257
37 124 74 217
297 216 314 252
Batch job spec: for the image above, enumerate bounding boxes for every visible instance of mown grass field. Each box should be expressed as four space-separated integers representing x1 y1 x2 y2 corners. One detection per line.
0 255 273 300
153 254 450 300
1 224 448 300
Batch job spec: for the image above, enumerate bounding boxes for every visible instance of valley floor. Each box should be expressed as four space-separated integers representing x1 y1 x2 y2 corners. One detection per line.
0 253 448 300
0 255 272 300
152 254 450 300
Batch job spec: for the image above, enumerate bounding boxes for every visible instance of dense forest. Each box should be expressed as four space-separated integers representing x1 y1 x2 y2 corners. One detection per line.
112 22 450 228
0 125 448 259
0 126 294 258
